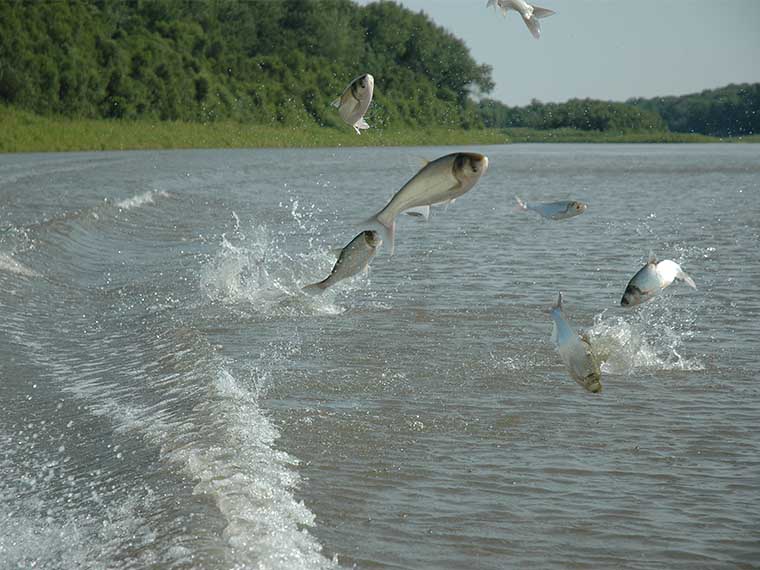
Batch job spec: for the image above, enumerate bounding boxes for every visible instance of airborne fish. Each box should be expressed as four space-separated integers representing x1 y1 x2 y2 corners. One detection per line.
303 230 382 293
514 196 587 220
487 0 555 39
364 152 489 255
620 252 697 307
331 73 374 134
548 292 602 394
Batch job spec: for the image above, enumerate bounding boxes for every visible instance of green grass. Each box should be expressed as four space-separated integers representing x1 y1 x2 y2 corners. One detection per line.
1 105 753 153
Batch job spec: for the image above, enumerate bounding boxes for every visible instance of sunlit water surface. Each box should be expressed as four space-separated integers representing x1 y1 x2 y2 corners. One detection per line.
1 144 758 569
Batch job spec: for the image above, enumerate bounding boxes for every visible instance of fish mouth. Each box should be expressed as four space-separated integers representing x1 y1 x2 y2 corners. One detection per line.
586 380 602 393
363 230 382 247
462 153 488 174
359 74 374 90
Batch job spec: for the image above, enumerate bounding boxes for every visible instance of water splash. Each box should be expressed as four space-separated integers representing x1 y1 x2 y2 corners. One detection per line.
115 189 171 211
586 301 704 374
0 252 40 278
200 208 371 316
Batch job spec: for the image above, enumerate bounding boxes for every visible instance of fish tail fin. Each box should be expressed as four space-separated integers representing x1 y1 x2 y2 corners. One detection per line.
545 291 563 314
514 195 529 213
531 5 555 19
522 13 542 38
678 269 697 290
362 213 396 256
354 118 370 133
302 280 329 295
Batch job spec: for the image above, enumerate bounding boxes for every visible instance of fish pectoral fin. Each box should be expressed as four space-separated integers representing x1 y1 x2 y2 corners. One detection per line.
678 271 697 289
404 205 431 221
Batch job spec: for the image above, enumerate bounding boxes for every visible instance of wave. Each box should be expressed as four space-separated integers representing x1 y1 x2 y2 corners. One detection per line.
1 298 337 569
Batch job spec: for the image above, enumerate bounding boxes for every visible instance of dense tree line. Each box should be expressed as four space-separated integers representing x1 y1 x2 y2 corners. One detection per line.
1 0 755 136
628 83 760 137
479 83 759 136
478 98 668 133
0 0 492 128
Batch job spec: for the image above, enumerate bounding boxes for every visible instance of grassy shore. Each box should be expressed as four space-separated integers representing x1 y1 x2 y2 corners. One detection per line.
1 105 755 152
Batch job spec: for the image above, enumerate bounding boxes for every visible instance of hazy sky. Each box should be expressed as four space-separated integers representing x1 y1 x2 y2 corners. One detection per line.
356 0 760 106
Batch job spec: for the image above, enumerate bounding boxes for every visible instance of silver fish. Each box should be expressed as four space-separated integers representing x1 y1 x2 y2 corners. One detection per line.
621 252 697 307
303 230 382 293
364 152 489 255
331 73 374 134
548 292 602 393
487 0 555 39
514 196 587 220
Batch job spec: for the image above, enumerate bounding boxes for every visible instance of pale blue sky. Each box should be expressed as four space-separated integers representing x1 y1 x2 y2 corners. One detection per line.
356 0 760 105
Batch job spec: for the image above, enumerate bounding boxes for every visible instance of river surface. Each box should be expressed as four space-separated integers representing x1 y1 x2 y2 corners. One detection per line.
1 144 758 569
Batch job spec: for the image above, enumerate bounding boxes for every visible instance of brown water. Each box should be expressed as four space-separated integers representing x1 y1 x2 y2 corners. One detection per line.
1 144 758 569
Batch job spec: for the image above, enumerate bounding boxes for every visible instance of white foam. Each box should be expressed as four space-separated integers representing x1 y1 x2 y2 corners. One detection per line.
168 369 338 570
115 190 170 211
0 253 40 277
12 319 337 568
200 221 359 317
586 305 704 374
0 434 157 569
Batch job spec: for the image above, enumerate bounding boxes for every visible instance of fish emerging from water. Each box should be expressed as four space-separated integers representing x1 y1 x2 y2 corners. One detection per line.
303 230 382 293
514 196 587 220
548 292 602 393
487 0 555 39
620 252 697 307
364 152 489 255
331 73 374 134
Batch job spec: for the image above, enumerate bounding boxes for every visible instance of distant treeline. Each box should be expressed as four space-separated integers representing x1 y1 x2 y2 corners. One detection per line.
0 0 757 137
478 98 667 133
0 0 492 128
628 83 760 137
479 83 760 136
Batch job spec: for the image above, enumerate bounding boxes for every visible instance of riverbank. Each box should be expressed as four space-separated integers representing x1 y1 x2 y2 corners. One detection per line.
1 105 755 152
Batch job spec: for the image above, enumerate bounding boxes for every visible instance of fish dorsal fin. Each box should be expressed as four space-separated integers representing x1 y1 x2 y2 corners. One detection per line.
405 155 430 175
648 250 657 265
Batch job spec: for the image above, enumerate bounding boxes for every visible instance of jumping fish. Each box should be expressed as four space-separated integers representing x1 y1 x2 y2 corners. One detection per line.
364 152 489 255
514 196 587 220
331 73 374 134
620 252 697 307
548 292 602 393
303 230 382 293
487 0 555 39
